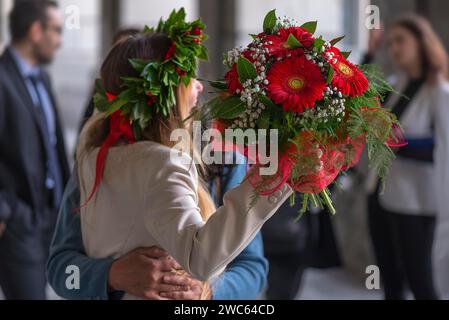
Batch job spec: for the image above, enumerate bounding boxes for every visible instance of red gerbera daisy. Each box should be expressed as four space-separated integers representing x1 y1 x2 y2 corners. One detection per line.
324 47 368 97
266 55 327 113
265 27 314 58
224 50 254 94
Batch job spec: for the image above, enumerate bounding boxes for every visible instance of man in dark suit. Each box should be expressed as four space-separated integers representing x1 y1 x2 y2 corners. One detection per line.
0 0 69 299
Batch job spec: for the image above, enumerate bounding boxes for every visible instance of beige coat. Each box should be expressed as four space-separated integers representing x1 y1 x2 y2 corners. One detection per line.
79 141 292 299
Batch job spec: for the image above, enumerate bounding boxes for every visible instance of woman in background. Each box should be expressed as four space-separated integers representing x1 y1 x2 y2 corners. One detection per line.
367 14 449 300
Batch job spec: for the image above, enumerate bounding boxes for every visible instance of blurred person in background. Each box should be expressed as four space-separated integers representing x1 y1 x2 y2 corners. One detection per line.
366 14 449 300
0 0 69 299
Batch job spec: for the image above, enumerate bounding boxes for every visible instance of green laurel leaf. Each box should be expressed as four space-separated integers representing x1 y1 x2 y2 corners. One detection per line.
327 66 335 84
93 93 109 112
258 93 277 109
257 110 271 129
263 9 277 34
214 96 246 120
287 34 302 49
237 57 257 83
341 51 352 59
301 21 317 34
330 35 345 46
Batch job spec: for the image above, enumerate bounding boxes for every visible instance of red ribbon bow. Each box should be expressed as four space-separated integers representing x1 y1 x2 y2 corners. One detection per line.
81 92 135 206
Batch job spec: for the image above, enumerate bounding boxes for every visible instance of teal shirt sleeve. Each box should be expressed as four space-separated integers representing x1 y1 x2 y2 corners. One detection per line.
46 171 119 300
211 154 269 300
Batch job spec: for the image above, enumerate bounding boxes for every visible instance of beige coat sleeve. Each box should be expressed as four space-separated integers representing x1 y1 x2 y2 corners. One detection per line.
143 150 293 281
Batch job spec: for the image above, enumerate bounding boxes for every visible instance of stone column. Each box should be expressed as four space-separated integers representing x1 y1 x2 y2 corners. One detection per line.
198 0 236 82
101 0 121 59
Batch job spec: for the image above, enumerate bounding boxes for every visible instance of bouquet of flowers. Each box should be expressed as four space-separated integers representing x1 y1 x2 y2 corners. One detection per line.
197 10 405 215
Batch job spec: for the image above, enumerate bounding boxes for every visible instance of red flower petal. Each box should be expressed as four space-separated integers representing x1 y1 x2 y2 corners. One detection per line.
224 50 254 94
265 27 314 58
324 47 369 97
266 55 326 113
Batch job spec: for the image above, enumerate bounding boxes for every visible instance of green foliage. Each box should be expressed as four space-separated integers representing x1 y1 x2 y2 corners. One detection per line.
214 96 246 119
208 80 228 91
313 37 325 50
326 66 334 84
347 106 396 181
347 64 398 184
93 7 208 137
301 21 317 34
256 110 271 129
359 64 396 100
93 91 109 113
287 34 302 48
367 134 396 182
341 51 351 59
258 93 277 109
237 57 258 83
330 35 345 46
263 9 278 34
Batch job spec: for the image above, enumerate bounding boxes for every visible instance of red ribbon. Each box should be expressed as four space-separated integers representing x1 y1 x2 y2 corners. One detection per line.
81 93 135 207
211 128 367 196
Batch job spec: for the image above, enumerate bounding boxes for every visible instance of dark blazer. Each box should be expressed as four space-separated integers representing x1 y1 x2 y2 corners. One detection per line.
0 47 70 263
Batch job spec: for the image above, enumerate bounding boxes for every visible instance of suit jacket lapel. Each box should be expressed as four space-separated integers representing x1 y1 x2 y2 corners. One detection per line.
4 48 70 184
3 48 50 149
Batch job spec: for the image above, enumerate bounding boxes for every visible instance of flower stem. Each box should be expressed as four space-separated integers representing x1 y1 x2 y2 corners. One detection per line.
310 193 321 209
301 194 309 213
321 188 336 215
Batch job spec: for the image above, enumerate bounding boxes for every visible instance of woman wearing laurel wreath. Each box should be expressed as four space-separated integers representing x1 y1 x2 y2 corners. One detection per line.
76 10 293 300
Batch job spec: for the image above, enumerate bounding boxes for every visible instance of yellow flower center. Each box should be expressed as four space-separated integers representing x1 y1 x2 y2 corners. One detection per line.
338 62 353 76
287 77 304 90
